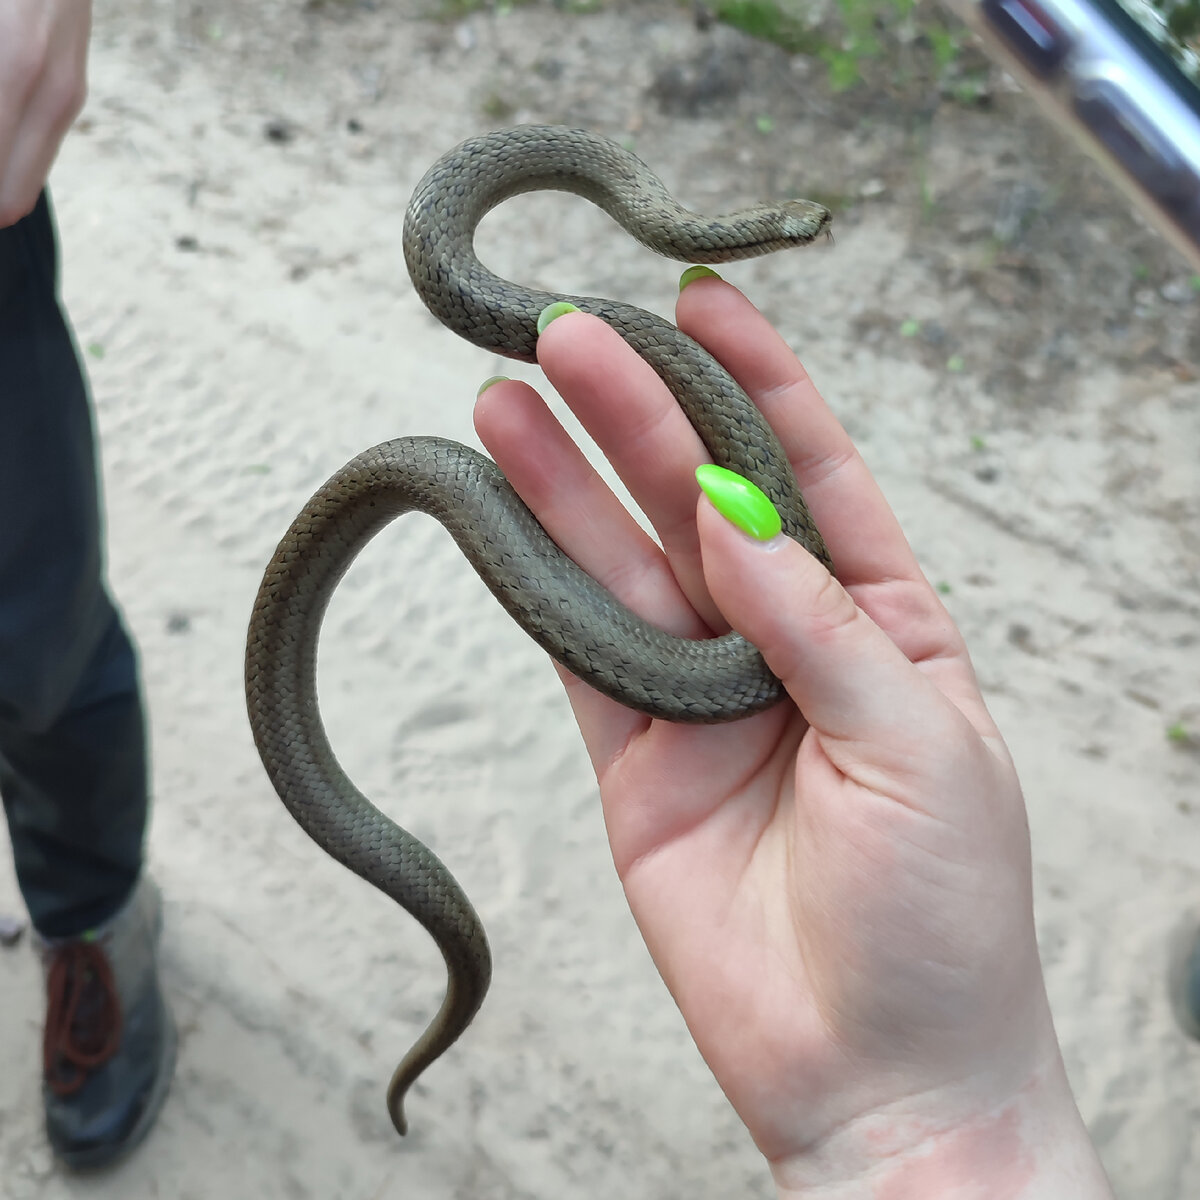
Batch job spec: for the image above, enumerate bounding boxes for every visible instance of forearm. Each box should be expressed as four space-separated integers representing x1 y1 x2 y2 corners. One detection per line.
768 1055 1114 1200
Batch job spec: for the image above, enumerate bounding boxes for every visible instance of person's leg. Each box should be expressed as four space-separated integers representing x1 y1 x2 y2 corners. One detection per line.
0 192 148 937
0 192 173 1169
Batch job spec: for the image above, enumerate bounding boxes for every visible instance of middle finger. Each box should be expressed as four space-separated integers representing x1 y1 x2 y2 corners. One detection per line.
534 309 733 631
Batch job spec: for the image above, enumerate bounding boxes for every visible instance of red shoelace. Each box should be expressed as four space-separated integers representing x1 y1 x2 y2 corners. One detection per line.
42 940 123 1096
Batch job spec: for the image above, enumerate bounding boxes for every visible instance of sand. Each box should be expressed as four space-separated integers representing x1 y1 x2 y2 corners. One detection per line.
1 2 1198 1197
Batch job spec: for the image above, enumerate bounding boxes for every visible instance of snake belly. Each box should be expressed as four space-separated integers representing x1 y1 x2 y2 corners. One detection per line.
244 125 831 1137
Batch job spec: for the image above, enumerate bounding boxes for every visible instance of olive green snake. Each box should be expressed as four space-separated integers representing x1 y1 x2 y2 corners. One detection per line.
244 125 831 1136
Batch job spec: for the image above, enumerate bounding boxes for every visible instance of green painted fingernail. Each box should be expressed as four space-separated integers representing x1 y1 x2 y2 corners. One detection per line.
679 265 722 291
536 301 579 334
695 464 782 540
477 375 509 397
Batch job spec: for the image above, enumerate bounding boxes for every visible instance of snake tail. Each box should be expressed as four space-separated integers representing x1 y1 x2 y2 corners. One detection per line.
245 440 501 1133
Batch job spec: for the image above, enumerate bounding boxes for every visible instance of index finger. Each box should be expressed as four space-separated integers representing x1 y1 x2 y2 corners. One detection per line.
676 277 924 592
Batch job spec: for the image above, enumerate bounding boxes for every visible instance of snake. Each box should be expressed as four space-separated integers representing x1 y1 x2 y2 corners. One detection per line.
244 125 831 1138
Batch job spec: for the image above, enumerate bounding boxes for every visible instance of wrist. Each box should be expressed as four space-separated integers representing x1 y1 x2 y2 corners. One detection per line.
768 1054 1113 1200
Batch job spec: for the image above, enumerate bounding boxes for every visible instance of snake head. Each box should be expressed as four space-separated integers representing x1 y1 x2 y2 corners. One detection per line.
778 198 833 244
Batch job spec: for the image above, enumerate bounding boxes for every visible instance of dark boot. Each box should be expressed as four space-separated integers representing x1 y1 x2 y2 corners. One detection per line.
39 876 176 1169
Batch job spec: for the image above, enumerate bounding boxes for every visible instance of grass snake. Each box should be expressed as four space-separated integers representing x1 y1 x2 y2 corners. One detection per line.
244 125 831 1138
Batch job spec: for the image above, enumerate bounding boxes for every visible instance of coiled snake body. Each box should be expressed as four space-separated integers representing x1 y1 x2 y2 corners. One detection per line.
245 126 830 1136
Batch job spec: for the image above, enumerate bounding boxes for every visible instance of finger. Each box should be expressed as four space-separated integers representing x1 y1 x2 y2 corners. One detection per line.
473 376 706 638
676 277 926 594
535 310 726 630
695 498 1001 779
676 276 975 679
474 376 704 766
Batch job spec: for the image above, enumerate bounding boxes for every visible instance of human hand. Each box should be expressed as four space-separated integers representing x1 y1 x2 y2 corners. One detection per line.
0 0 91 228
474 277 1113 1198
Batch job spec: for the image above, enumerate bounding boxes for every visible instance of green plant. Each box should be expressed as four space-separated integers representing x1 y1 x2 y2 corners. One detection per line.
1168 720 1194 745
710 0 975 95
1153 0 1200 43
822 0 890 91
710 1 822 54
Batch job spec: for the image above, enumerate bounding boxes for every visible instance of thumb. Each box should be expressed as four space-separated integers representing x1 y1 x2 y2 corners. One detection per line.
694 474 962 763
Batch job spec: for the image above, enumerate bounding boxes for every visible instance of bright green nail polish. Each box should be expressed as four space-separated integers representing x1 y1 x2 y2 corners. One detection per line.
679 265 722 291
477 375 509 397
695 464 782 540
536 301 580 334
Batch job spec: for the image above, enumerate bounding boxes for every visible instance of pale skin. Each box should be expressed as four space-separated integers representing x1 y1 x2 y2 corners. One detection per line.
474 285 1117 1199
0 0 90 229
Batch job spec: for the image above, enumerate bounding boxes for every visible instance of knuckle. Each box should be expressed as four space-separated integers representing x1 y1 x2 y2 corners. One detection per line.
804 568 858 643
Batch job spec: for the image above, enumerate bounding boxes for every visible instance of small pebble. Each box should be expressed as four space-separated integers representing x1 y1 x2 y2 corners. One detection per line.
264 118 295 144
0 913 28 947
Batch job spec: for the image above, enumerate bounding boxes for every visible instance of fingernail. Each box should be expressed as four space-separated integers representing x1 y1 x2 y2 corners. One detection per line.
537 301 579 334
679 265 722 291
476 375 509 397
695 464 782 541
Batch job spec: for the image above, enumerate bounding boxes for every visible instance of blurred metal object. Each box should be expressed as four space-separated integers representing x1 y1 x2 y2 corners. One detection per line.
945 0 1200 269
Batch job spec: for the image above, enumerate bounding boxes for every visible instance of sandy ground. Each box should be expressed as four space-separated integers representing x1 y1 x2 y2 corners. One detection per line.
1 1 1199 1196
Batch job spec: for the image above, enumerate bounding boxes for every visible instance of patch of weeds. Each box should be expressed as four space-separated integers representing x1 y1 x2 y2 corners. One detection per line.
709 0 985 100
435 0 525 15
1153 0 1200 44
821 0 900 91
87 342 106 360
924 18 959 66
710 1 824 54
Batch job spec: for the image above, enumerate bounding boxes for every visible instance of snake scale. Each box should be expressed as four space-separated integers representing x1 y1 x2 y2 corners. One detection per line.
244 126 831 1137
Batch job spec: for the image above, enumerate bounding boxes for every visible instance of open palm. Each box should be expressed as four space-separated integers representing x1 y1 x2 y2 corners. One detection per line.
475 278 1109 1194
